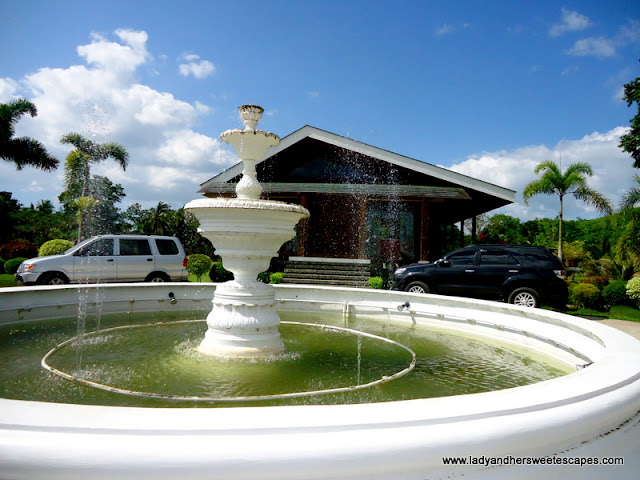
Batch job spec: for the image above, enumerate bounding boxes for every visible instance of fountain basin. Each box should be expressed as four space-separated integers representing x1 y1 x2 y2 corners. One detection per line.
1 283 640 479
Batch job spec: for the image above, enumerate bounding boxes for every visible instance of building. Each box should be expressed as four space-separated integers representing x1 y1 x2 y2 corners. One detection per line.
199 125 514 267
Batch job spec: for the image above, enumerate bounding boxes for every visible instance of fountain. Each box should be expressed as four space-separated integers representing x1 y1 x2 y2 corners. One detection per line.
184 105 309 357
1 106 640 478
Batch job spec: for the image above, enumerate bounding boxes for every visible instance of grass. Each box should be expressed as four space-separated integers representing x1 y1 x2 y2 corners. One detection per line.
0 274 16 287
608 305 640 322
188 272 212 282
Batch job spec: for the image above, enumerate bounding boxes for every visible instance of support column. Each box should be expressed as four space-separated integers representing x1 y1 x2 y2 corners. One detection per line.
298 194 308 257
358 196 368 259
472 216 477 243
420 199 430 261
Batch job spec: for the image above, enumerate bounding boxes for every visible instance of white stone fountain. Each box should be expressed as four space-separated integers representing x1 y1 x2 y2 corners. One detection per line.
185 105 309 357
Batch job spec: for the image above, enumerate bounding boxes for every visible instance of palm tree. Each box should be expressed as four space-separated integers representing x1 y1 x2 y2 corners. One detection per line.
620 174 640 210
60 132 129 198
142 202 173 235
60 132 129 240
0 98 58 171
523 160 612 261
615 175 640 275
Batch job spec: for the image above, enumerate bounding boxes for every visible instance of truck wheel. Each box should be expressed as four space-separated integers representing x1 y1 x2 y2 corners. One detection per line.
146 272 170 283
405 281 430 294
507 287 540 308
37 272 69 286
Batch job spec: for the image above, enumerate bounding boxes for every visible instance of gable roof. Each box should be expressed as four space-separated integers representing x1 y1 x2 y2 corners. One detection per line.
199 125 515 204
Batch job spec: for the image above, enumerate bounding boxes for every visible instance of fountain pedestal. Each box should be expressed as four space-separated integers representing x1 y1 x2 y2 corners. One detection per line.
185 106 309 357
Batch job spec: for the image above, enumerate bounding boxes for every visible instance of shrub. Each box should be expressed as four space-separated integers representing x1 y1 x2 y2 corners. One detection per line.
602 280 629 307
209 262 233 282
257 272 270 283
369 276 384 289
0 258 4 274
569 283 601 309
269 272 284 284
5 257 28 274
626 277 640 304
39 239 74 257
581 276 607 290
187 254 213 282
0 240 38 260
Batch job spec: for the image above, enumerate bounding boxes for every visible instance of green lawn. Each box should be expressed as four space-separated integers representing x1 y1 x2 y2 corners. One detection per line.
0 274 16 287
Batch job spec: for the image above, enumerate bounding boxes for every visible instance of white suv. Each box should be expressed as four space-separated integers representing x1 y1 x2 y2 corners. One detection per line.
16 235 189 285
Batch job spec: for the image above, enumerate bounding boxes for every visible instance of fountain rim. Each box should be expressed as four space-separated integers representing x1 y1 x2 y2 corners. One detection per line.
184 197 310 215
3 283 640 479
1 283 640 433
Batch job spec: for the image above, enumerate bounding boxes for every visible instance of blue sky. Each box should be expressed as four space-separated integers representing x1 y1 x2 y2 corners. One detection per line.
1 0 639 221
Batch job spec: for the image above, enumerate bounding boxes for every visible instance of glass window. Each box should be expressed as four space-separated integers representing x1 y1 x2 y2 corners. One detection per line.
75 239 114 257
479 250 509 265
120 239 152 256
156 239 179 255
447 251 475 266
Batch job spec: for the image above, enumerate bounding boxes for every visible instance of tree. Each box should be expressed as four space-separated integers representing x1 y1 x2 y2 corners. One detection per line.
619 65 640 168
0 98 58 171
523 161 613 261
142 201 173 235
60 132 129 240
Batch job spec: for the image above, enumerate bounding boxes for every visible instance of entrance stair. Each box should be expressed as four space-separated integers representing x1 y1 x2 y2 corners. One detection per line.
282 257 371 288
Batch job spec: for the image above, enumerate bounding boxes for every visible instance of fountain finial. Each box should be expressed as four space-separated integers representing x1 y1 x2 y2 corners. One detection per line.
239 105 264 131
219 104 280 200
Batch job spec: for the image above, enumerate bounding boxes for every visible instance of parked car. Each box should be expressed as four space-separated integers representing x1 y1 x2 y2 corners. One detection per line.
393 245 568 308
15 235 188 285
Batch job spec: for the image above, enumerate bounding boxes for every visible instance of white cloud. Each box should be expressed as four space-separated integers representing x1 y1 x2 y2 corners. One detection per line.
435 24 454 36
567 37 616 58
178 53 215 79
0 77 19 101
566 19 640 58
78 29 150 74
448 127 634 220
0 29 231 210
549 9 592 37
435 23 470 36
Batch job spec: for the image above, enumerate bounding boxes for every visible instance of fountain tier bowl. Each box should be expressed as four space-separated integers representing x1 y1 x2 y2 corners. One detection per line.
2 284 640 479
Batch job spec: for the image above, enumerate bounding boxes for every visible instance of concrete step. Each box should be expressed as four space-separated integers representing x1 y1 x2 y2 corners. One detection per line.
282 259 372 287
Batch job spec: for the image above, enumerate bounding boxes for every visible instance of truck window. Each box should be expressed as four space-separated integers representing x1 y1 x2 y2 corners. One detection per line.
156 239 179 255
120 239 152 256
75 238 114 257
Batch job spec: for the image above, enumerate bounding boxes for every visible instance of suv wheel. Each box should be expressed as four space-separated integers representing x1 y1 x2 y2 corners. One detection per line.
507 287 540 308
146 272 170 283
405 281 430 294
37 272 69 286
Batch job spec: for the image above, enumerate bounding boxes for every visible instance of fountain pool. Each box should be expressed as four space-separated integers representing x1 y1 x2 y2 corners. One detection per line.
2 105 639 478
1 282 640 479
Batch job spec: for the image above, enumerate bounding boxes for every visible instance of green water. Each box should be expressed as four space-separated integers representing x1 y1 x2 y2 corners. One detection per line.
0 310 572 407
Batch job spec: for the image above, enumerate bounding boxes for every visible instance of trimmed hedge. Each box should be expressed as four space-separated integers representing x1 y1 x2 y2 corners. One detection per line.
39 239 74 257
569 283 601 309
269 272 284 284
5 257 27 274
602 280 629 307
187 254 213 282
209 262 234 282
0 240 37 260
627 277 640 305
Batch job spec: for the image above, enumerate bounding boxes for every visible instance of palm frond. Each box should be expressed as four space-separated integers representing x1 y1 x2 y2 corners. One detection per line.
620 175 640 210
0 137 59 171
573 186 613 215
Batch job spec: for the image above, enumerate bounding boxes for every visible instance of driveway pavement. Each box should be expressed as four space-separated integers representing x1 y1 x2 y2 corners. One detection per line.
592 318 640 341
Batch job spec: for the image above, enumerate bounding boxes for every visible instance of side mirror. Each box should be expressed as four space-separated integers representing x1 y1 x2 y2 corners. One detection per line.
438 259 451 267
